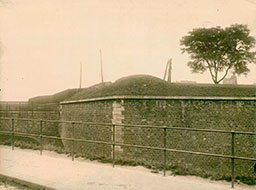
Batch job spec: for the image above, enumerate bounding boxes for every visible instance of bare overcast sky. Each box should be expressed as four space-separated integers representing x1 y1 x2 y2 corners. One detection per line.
0 0 256 101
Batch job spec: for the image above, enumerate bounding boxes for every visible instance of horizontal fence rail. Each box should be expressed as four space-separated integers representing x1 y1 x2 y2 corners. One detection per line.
0 117 255 188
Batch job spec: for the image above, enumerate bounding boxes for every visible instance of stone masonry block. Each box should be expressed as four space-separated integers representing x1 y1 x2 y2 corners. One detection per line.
112 110 122 115
113 115 125 120
113 107 125 111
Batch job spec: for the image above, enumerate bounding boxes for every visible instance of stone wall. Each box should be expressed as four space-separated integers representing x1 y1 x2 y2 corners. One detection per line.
0 97 255 183
120 98 255 181
60 100 113 159
0 102 61 150
60 96 256 183
0 102 59 119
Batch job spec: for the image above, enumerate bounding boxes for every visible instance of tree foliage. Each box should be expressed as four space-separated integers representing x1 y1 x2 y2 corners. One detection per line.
180 24 256 84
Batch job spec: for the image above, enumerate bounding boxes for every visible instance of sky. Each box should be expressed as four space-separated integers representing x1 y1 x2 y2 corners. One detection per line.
0 0 256 101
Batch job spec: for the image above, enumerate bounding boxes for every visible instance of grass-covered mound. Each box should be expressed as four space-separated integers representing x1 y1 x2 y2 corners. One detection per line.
28 88 82 104
68 75 256 101
27 75 255 104
28 82 113 104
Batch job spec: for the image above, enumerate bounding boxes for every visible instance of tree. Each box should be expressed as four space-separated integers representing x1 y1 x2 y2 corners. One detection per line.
180 24 256 84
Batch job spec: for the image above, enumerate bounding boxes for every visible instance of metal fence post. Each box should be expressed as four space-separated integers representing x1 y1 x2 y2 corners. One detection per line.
40 120 43 155
72 122 75 161
6 102 9 117
18 102 21 117
231 131 235 188
163 127 167 176
32 102 34 129
112 124 116 168
11 118 14 150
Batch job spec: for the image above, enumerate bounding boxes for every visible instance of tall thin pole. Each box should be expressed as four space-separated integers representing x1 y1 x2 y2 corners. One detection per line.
167 59 172 83
79 62 82 88
100 49 104 83
163 58 172 83
163 62 168 81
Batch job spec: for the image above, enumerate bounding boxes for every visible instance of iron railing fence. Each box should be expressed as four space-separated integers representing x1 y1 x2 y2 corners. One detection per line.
0 117 255 188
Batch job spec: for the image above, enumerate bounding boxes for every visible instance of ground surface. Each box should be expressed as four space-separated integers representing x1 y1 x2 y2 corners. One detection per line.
0 145 255 190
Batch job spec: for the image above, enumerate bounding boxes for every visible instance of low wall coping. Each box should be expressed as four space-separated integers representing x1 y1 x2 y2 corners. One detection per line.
60 96 256 105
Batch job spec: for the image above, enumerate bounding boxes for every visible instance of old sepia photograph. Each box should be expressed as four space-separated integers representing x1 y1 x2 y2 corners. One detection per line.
0 0 255 189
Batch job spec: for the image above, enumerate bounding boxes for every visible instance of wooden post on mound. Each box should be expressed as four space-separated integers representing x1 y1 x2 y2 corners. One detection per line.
163 58 172 83
100 49 104 83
